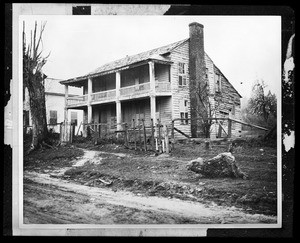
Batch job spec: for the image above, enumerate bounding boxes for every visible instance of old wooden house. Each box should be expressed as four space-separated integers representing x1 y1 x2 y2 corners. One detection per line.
60 22 242 139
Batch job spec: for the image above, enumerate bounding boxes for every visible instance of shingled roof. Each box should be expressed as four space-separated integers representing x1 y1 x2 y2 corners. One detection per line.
60 38 189 84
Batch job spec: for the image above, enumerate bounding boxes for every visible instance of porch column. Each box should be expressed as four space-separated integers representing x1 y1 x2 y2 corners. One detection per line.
148 61 155 95
87 77 93 123
150 95 156 122
116 71 121 99
116 100 122 132
64 84 69 122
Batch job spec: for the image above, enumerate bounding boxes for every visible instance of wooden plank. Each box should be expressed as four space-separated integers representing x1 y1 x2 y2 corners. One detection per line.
151 119 155 150
133 119 137 150
227 119 232 138
165 124 170 154
124 123 129 148
174 127 191 138
157 119 162 153
138 119 142 150
229 118 269 131
216 120 228 136
171 120 175 150
142 119 147 151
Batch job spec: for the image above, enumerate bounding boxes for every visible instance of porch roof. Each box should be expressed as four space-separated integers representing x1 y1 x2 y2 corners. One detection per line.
60 38 189 85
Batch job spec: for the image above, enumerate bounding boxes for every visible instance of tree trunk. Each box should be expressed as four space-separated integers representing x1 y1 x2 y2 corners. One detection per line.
187 152 249 179
27 73 48 152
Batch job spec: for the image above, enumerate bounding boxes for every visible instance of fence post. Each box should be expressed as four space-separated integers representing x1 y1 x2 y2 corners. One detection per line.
228 119 232 138
142 119 147 151
157 119 162 153
124 123 129 148
165 124 170 154
218 123 222 138
171 120 175 150
138 119 142 150
151 119 155 151
133 119 137 150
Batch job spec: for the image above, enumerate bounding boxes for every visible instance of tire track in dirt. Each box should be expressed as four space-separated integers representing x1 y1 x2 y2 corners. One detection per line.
24 170 277 224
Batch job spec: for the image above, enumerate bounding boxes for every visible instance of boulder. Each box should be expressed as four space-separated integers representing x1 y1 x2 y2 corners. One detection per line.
187 152 248 179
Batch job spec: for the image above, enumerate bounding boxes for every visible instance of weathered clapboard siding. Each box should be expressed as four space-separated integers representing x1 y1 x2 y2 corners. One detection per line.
155 63 170 83
92 103 116 127
205 54 216 96
212 64 242 138
121 64 149 87
156 96 172 126
92 73 116 92
170 40 191 139
121 99 152 127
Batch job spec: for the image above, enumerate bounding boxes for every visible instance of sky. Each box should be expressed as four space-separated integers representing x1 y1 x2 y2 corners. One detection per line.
21 15 281 100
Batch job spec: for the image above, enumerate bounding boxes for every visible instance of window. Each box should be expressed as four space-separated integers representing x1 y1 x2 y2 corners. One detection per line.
180 112 189 125
71 111 78 126
215 74 222 92
178 62 187 86
49 110 57 125
180 99 188 125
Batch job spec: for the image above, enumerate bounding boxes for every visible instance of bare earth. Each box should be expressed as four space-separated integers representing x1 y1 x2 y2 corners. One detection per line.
23 148 277 225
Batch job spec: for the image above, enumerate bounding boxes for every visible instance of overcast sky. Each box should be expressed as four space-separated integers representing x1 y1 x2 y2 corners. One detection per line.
21 15 281 99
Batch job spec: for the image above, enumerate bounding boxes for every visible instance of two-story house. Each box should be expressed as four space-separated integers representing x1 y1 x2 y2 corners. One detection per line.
24 78 84 135
60 22 242 139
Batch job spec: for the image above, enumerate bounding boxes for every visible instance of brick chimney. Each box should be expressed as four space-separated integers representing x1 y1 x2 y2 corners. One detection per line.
189 22 207 138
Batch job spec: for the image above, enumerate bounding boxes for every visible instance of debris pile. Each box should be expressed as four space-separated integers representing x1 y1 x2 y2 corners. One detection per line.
187 152 249 179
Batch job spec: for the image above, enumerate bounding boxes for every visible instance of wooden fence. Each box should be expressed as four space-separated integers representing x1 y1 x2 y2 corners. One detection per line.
85 119 171 153
56 117 270 151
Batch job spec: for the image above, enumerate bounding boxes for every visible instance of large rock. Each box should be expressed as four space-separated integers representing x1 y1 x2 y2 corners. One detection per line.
187 152 248 179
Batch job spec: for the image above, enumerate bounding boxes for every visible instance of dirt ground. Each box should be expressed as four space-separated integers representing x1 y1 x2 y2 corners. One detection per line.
23 136 278 224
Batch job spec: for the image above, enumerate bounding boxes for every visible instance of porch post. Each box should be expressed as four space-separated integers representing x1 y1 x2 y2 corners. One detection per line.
116 71 122 135
149 61 156 135
150 96 156 122
116 100 122 132
116 71 121 99
87 77 93 124
64 84 69 122
148 61 155 94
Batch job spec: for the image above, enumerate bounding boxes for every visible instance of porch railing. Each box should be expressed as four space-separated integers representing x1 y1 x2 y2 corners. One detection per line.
120 82 151 96
155 82 171 92
67 95 88 106
91 89 116 102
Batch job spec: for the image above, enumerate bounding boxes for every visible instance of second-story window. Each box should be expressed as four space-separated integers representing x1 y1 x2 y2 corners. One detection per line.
215 73 222 93
178 62 187 86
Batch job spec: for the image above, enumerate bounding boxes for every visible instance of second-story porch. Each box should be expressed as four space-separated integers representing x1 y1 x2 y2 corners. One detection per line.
63 61 172 108
61 59 173 132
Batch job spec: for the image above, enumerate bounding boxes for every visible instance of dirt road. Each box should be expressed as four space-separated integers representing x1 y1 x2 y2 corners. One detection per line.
24 169 276 224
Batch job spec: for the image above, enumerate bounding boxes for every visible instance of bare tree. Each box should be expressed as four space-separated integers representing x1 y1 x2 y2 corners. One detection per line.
195 78 214 138
23 21 51 153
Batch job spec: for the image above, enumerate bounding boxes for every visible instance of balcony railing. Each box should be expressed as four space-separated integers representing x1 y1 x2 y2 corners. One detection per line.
67 95 88 106
91 89 116 103
67 81 171 107
120 82 151 96
155 82 171 93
